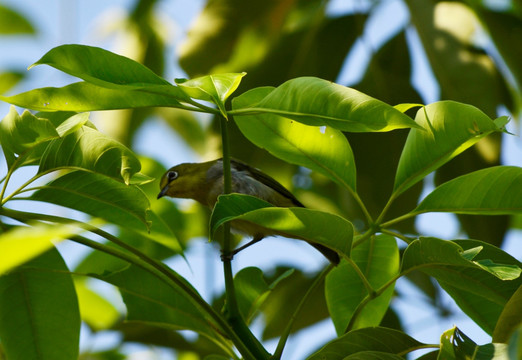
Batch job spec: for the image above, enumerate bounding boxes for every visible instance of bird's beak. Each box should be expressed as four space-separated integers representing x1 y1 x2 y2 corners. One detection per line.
157 185 169 199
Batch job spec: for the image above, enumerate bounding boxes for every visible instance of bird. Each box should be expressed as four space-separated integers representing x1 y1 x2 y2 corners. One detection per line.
157 158 340 265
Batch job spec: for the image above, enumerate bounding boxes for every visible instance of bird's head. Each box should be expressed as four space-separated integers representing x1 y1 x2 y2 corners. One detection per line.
157 161 216 204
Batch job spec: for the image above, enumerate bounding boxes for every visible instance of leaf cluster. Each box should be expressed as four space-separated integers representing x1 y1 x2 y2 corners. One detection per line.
1 0 522 359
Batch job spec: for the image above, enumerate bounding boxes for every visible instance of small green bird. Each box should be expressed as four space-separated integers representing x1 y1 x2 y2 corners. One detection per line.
157 158 340 264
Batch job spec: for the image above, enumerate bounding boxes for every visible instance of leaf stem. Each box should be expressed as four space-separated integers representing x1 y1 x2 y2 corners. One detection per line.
380 228 414 244
272 264 334 360
219 115 270 359
344 268 401 334
346 256 376 298
380 211 419 229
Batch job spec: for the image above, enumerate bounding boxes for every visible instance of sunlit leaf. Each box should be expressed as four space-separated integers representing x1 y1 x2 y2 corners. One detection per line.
0 221 84 276
393 101 503 196
0 81 185 112
38 126 142 184
0 106 58 168
0 249 80 360
233 87 357 193
415 166 522 215
175 72 246 117
31 44 170 88
231 77 421 132
326 235 399 334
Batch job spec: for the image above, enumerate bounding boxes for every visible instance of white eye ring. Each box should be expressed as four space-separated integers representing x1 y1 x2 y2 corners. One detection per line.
167 170 178 182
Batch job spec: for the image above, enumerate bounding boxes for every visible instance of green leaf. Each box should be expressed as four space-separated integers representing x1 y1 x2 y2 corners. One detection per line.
231 77 421 132
30 171 151 231
394 103 424 113
402 238 522 334
0 81 185 112
307 327 427 360
0 4 36 34
54 112 91 137
0 248 80 360
175 72 246 117
1 45 194 112
393 101 503 196
326 234 399 334
210 193 353 258
493 285 522 343
0 71 24 94
31 44 171 88
0 106 58 168
75 278 119 331
0 221 84 276
415 166 522 215
234 267 293 323
97 265 225 340
38 125 142 184
233 87 357 193
234 267 272 323
440 327 510 360
234 267 269 322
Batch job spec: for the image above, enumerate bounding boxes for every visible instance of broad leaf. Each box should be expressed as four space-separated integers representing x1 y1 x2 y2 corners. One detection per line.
31 44 171 88
307 327 427 360
38 125 143 184
0 221 84 275
0 248 80 360
210 193 353 258
326 234 399 334
393 101 503 196
402 238 522 334
1 45 195 111
415 166 522 215
176 72 246 117
231 77 421 132
30 171 151 230
0 106 58 168
233 87 357 193
0 81 186 112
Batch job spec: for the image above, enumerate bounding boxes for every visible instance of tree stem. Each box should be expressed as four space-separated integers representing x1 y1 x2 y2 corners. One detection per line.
219 115 270 359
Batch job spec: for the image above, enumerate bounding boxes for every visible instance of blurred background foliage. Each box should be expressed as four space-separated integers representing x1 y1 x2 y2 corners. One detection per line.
0 0 521 359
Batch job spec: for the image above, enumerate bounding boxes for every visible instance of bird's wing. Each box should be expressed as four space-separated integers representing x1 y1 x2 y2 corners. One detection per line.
231 159 305 208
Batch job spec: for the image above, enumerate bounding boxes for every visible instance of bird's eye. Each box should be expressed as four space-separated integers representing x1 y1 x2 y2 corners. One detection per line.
167 170 179 182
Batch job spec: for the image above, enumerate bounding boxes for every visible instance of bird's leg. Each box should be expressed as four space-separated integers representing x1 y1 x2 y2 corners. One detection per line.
220 235 264 261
